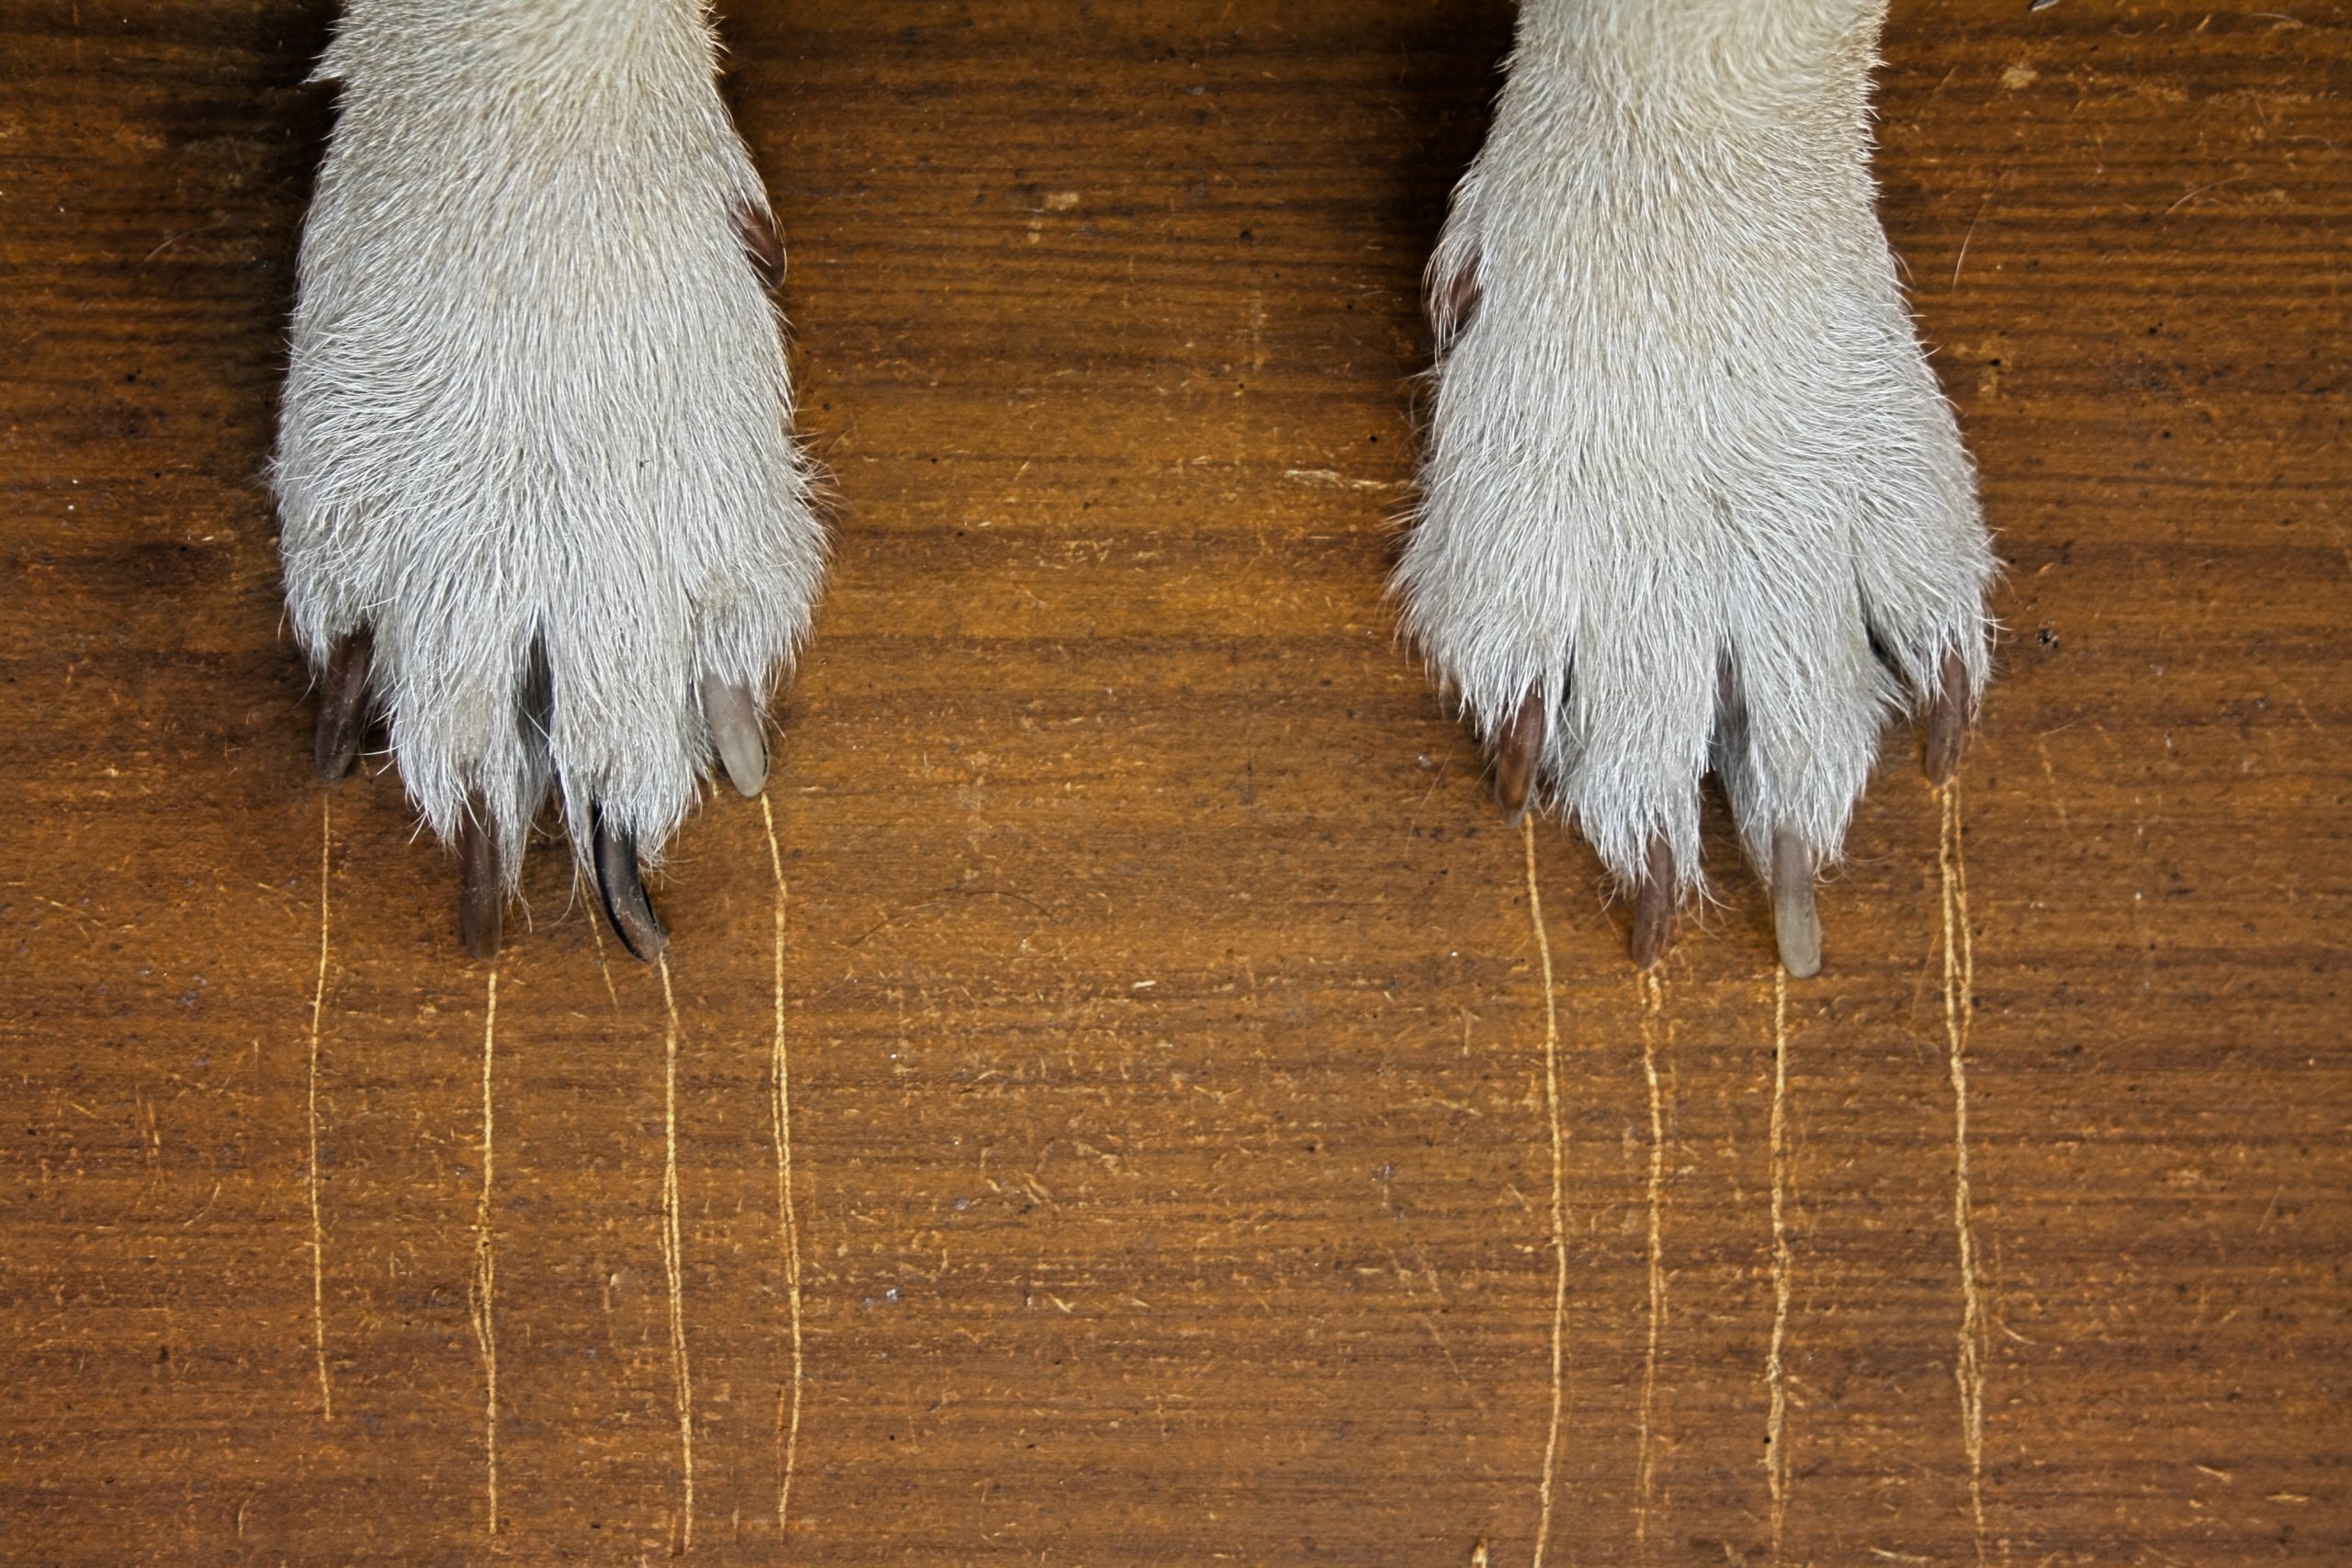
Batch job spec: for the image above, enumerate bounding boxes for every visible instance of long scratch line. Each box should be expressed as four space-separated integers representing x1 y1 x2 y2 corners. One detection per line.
760 794 807 1535
307 795 334 1420
585 902 621 1010
658 958 696 1553
1765 968 1794 1564
1634 971 1669 1551
471 970 501 1535
1521 818 1570 1568
1939 783 1988 1565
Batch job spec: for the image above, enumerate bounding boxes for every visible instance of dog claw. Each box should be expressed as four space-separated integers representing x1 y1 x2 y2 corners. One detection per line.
1629 835 1676 970
314 628 374 782
1428 249 1481 350
1769 827 1822 978
593 805 668 962
701 675 769 798
458 793 503 962
735 200 785 291
1494 689 1544 823
1924 649 1972 784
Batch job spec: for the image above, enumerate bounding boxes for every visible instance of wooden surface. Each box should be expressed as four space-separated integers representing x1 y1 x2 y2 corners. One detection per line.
3 1 2347 1562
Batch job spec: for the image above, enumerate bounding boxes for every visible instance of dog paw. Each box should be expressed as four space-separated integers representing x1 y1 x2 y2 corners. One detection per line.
274 7 825 960
1397 7 1995 974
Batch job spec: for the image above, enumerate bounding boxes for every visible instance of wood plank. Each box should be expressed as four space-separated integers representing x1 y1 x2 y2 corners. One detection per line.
0 1 2344 1560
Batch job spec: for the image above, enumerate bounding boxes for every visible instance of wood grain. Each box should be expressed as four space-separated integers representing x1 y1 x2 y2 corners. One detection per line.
2 1 2346 1561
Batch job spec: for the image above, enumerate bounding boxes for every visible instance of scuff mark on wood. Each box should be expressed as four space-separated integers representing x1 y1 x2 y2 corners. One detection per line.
1520 817 1570 1568
1939 783 1990 1566
469 969 501 1536
658 957 696 1553
1634 969 1670 1551
761 794 808 1537
1766 966 1794 1564
305 795 334 1421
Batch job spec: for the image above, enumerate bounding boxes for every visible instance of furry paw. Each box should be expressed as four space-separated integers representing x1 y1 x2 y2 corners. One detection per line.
274 4 825 959
1397 3 1995 974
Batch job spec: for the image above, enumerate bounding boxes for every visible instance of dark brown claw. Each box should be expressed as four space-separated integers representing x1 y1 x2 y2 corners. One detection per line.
1769 827 1822 979
735 200 785 292
1629 835 1677 971
701 674 769 798
593 805 669 963
458 793 503 962
1924 649 1973 784
313 628 374 783
1494 689 1545 823
1427 249 1480 350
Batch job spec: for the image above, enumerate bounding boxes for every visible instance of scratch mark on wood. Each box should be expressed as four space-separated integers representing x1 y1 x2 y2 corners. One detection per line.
1951 192 1992 289
1765 967 1794 1564
761 794 808 1537
305 795 334 1421
586 907 621 1009
1634 969 1669 1552
469 969 501 1536
1521 816 1569 1568
658 957 696 1553
1939 782 1989 1566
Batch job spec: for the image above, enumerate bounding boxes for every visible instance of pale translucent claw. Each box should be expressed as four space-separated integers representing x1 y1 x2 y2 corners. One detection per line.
1925 649 1973 784
1493 688 1544 823
701 674 769 798
1770 827 1822 978
1630 835 1677 971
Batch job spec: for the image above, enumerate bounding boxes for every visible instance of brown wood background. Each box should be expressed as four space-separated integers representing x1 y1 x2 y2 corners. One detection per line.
3 0 2347 1562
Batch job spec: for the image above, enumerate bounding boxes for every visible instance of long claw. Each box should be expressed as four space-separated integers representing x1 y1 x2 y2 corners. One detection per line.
593 805 668 963
1924 649 1972 784
458 793 503 962
1629 835 1676 971
701 674 769 798
1494 689 1544 823
1769 827 1822 978
313 628 374 782
735 200 785 291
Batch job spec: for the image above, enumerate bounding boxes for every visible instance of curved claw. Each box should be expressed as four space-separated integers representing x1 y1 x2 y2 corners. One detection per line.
701 674 769 798
1769 827 1822 978
1427 248 1481 351
1629 834 1677 971
314 628 374 783
735 199 785 291
458 793 503 962
1924 649 1973 784
1493 689 1544 823
592 805 668 963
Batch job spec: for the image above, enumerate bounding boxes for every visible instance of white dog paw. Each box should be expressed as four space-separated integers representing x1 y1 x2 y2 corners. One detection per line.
274 6 825 960
1397 5 1995 973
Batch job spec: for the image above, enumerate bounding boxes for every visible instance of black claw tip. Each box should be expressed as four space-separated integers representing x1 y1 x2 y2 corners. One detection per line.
314 628 374 783
458 795 503 962
592 805 668 963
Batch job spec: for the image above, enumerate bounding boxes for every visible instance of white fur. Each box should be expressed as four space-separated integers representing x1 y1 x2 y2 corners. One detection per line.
275 0 824 882
1399 0 1995 896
